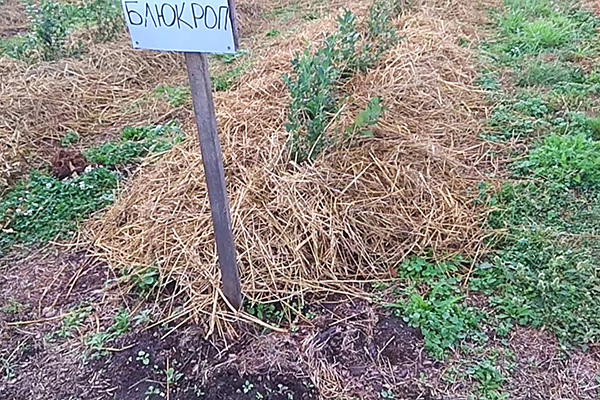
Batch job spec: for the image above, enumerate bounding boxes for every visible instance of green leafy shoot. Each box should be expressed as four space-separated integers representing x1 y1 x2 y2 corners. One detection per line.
346 97 384 139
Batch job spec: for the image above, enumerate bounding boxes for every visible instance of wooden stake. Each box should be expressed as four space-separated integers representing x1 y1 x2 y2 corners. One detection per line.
185 52 242 310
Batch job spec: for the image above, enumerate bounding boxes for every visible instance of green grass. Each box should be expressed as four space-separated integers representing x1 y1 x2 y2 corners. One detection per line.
472 0 600 351
386 3 600 387
489 0 599 61
515 60 586 87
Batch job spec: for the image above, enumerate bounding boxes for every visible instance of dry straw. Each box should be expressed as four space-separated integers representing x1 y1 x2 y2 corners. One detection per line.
0 41 186 194
0 0 351 192
85 0 495 336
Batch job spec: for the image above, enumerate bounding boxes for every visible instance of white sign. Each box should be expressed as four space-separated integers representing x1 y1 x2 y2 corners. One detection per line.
121 0 236 53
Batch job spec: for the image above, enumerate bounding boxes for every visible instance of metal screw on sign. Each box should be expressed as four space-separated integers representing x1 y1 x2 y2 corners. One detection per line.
121 0 243 309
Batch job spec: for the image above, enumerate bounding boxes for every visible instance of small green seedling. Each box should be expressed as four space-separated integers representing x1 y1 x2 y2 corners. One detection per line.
165 367 183 386
243 380 254 394
346 97 384 139
136 350 150 366
144 385 162 399
2 299 23 315
60 131 80 147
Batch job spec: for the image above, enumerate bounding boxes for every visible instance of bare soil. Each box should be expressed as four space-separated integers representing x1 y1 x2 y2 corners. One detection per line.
0 247 436 400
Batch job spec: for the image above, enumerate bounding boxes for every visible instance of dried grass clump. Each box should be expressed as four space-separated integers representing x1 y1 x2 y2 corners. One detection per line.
89 1 492 333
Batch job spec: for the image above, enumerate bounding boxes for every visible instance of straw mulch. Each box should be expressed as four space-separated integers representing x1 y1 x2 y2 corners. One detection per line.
87 0 494 335
0 0 347 193
0 39 185 190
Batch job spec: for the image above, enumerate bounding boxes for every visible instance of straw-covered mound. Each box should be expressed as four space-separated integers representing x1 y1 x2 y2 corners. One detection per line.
89 1 492 332
0 40 183 191
0 0 347 192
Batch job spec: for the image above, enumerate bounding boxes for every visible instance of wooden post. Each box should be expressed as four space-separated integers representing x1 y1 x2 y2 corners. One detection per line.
185 53 242 310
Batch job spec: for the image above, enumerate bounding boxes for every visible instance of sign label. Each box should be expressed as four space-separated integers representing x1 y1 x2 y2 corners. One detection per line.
122 0 236 53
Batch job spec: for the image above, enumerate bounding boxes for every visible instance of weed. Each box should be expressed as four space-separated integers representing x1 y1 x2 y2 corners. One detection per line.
2 299 23 315
467 359 507 399
388 257 484 360
84 309 131 355
516 61 585 87
155 85 190 108
85 331 113 353
133 309 153 326
477 72 501 92
57 305 93 338
122 265 160 296
60 131 80 147
487 101 549 140
490 2 599 62
515 133 600 189
0 168 118 255
246 303 284 325
137 350 151 366
111 308 130 336
379 388 395 399
85 123 183 168
266 29 280 38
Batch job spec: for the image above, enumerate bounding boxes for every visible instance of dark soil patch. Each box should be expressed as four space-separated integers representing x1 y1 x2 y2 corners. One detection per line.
0 249 110 322
201 366 318 400
50 149 88 180
1 248 432 400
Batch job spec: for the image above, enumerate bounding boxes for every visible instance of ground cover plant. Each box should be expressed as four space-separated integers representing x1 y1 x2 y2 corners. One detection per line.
0 123 182 255
472 0 600 349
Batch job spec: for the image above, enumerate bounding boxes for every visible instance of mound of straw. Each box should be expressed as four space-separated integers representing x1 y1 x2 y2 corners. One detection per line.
87 0 492 334
0 40 184 189
0 0 349 193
